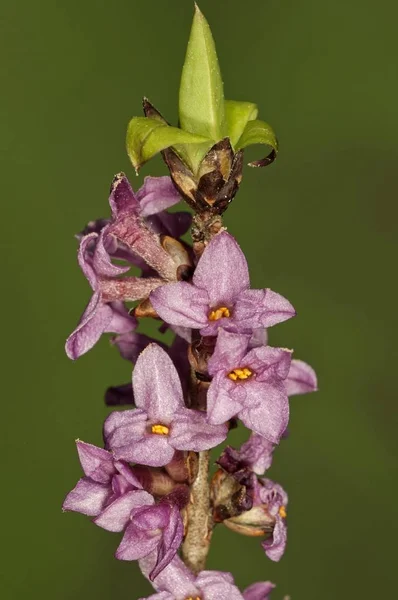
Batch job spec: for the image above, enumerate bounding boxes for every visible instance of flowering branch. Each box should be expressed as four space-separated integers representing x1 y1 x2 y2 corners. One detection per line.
63 5 317 600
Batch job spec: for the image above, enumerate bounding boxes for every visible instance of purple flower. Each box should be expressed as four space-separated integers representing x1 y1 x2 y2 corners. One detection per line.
106 173 190 282
139 553 274 600
63 441 186 578
218 433 275 476
62 440 145 518
65 174 192 360
115 489 187 580
104 344 228 467
254 478 288 562
151 231 295 336
80 174 191 245
65 233 140 359
207 329 292 443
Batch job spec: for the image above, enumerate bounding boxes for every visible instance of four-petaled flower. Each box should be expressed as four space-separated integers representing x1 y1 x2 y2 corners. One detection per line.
104 344 228 467
207 329 292 443
63 441 187 578
150 231 295 337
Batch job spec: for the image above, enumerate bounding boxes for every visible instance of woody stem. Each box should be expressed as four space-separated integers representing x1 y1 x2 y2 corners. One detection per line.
181 449 212 574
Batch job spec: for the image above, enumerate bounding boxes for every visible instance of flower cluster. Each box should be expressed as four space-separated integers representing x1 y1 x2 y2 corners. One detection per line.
63 6 317 598
64 173 317 598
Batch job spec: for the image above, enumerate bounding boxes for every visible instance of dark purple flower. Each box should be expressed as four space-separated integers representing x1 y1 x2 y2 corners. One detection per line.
62 440 145 517
139 552 270 600
218 433 275 476
104 344 228 467
207 329 292 443
151 231 295 336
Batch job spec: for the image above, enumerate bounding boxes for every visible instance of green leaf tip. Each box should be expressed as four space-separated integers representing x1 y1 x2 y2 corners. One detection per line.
236 119 278 167
179 4 226 144
126 116 209 173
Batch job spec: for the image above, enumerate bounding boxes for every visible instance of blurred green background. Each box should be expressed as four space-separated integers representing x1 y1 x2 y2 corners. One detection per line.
1 0 397 598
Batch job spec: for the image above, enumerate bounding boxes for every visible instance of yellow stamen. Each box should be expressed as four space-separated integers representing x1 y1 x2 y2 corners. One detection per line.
151 424 170 435
228 367 253 381
279 506 287 519
185 597 201 600
208 306 230 321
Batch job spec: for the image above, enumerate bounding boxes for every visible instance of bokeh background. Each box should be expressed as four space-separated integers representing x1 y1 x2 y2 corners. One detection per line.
1 0 397 598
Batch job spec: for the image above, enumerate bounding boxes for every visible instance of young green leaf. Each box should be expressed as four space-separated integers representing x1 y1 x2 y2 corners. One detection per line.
225 100 258 147
179 4 226 142
236 119 278 167
126 117 209 172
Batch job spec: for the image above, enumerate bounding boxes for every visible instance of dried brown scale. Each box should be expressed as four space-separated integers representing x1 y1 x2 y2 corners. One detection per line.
142 99 245 218
210 470 251 523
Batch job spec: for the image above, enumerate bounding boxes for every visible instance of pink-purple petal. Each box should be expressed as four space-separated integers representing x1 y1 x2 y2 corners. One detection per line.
62 478 111 517
234 288 296 330
170 408 228 451
137 176 181 216
133 344 184 419
243 582 275 600
261 516 287 561
76 441 116 483
151 282 209 329
208 329 251 376
116 521 161 561
238 381 289 444
65 293 113 359
150 504 184 580
238 434 275 475
94 490 154 532
193 232 250 306
285 359 318 396
244 346 292 382
140 554 197 599
93 227 130 277
104 408 147 450
116 434 175 467
207 372 243 425
195 570 244 600
77 233 98 289
104 301 136 333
